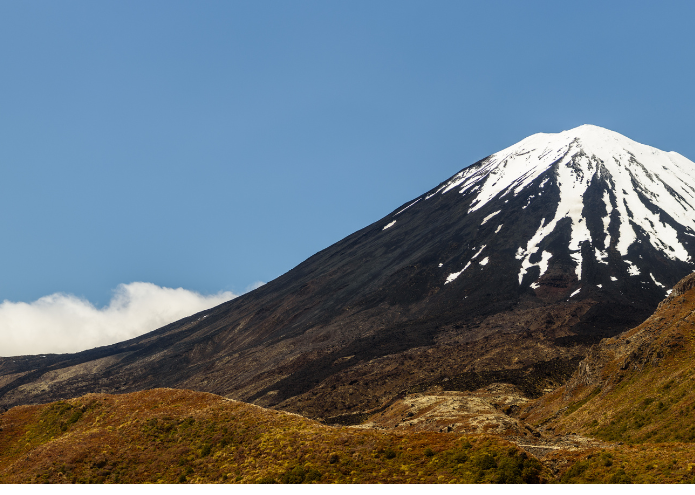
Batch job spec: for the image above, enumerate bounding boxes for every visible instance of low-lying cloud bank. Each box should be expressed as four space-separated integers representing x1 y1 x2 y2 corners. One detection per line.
0 282 260 357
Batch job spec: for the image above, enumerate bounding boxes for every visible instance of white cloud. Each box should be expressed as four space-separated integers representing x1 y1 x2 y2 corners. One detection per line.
244 281 266 292
0 282 239 357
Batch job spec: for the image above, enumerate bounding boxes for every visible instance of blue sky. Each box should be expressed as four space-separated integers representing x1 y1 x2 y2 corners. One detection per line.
1 1 694 314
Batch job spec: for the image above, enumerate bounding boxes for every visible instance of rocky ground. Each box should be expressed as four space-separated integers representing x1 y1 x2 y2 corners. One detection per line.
353 383 614 466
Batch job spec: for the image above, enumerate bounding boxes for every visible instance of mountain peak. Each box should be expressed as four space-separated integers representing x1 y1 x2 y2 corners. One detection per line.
535 123 624 141
426 125 695 287
537 124 664 159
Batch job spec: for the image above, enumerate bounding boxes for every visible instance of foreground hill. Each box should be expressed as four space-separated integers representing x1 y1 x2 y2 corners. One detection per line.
2 125 695 421
522 272 695 445
6 271 695 485
3 387 695 483
0 388 547 484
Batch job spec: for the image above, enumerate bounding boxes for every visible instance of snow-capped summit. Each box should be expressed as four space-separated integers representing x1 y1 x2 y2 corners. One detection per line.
414 125 695 288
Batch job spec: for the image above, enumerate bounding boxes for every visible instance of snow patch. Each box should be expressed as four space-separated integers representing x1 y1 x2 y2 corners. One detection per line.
516 216 554 284
595 248 609 265
650 273 665 288
515 246 525 260
517 250 551 285
480 257 489 266
445 262 471 284
382 221 396 230
395 198 421 216
444 246 487 285
601 190 613 249
471 245 486 260
481 210 501 225
522 195 535 209
537 251 552 279
495 224 503 234
625 260 640 276
569 288 581 298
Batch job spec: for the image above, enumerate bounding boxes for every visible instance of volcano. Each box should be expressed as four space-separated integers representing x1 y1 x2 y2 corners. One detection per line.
2 125 694 421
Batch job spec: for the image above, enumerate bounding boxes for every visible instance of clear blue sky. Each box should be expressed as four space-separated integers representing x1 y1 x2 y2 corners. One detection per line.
2 0 694 306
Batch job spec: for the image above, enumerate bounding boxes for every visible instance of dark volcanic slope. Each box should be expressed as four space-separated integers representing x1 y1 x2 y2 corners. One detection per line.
2 125 695 419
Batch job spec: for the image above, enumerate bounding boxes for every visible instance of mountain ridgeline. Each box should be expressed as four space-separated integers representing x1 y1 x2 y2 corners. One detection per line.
2 125 695 422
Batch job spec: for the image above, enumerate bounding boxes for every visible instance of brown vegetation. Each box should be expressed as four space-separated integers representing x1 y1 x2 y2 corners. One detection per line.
0 388 545 483
522 273 695 444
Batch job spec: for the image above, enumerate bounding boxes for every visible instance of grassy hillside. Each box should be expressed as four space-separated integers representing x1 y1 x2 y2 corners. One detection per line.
2 379 695 484
522 273 695 446
547 444 695 483
0 388 546 484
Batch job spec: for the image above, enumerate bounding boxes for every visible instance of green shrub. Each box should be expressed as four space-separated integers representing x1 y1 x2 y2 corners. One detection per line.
279 465 322 484
256 476 278 484
609 468 631 484
473 453 497 471
67 409 83 426
561 460 590 482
